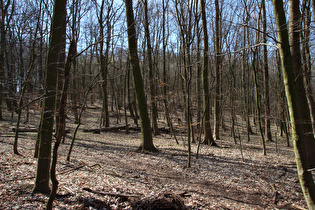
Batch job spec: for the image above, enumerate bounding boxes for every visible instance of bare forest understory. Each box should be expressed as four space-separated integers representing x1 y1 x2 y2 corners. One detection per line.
0 105 310 209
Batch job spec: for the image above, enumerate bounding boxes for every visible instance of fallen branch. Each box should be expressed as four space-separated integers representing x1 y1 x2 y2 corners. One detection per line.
11 127 71 133
83 187 140 200
12 128 38 132
270 184 279 204
83 126 171 134
83 125 127 133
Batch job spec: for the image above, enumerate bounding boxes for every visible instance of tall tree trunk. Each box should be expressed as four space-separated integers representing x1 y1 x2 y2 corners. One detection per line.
213 0 221 140
125 0 156 152
288 0 315 167
273 0 315 207
71 52 79 124
161 0 177 144
143 0 159 135
252 50 266 155
196 10 202 133
200 0 216 146
0 0 12 120
99 0 110 127
242 8 253 141
33 0 67 194
262 0 272 142
301 0 315 136
47 40 75 210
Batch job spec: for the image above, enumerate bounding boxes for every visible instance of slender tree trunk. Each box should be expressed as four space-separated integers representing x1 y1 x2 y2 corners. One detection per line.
126 61 138 126
143 0 159 135
0 0 11 120
99 0 110 127
47 40 75 210
33 0 67 194
200 0 216 146
125 0 156 152
161 0 177 144
71 52 79 124
242 12 253 141
262 0 272 142
14 45 36 155
273 0 315 207
67 75 99 161
213 0 221 140
252 51 266 155
196 15 202 133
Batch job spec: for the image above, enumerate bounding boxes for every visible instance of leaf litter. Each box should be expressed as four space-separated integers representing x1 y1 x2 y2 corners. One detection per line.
0 112 308 209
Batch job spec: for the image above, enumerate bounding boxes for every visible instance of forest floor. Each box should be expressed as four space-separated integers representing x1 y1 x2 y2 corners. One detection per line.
0 107 309 209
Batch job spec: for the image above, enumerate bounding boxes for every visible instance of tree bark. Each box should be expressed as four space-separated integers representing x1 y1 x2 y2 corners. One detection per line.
200 0 216 146
273 0 315 207
99 0 111 128
288 0 315 167
143 0 159 135
125 0 156 152
33 0 67 194
47 39 75 210
0 0 12 120
262 0 272 142
301 0 315 137
213 0 221 141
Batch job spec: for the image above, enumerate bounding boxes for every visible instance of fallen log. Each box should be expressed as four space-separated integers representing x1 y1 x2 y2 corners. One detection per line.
11 127 71 133
12 127 38 132
83 125 172 134
83 125 127 133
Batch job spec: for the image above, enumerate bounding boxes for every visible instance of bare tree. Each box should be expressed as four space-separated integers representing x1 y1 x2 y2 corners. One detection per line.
273 0 315 207
262 0 272 142
0 0 13 120
213 0 221 141
143 0 159 135
200 0 216 146
125 0 156 152
33 0 67 194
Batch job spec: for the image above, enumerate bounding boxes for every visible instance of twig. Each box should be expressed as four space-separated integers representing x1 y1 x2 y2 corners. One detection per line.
62 186 76 195
270 183 279 204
